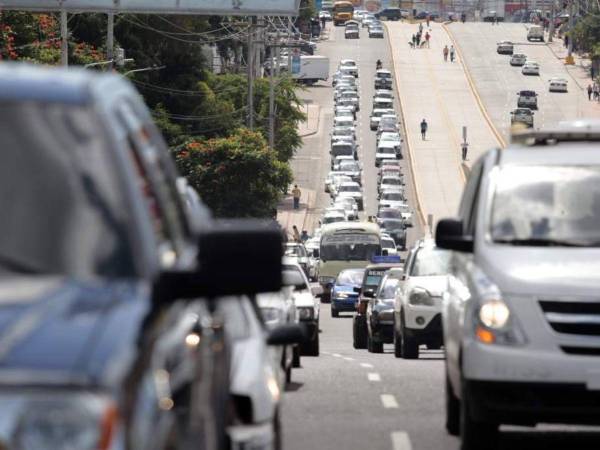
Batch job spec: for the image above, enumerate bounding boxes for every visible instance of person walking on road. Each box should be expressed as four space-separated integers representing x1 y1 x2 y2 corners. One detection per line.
292 225 301 243
425 31 431 48
443 45 449 61
416 32 421 47
419 22 423 33
594 82 600 101
588 84 593 101
292 184 301 209
420 119 428 140
411 34 417 48
450 45 456 62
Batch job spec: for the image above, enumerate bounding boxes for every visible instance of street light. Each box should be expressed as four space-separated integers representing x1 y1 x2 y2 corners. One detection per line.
123 65 167 77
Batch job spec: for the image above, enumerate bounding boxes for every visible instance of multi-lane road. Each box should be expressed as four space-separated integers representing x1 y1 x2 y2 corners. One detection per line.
283 21 600 450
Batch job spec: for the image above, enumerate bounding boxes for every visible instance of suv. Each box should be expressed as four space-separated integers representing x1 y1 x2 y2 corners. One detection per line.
0 64 287 450
353 259 403 348
393 239 450 358
375 7 402 20
517 89 538 109
436 124 600 449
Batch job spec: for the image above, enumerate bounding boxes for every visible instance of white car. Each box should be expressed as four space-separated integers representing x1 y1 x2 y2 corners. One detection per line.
336 90 360 111
375 141 400 166
521 61 539 75
378 174 404 193
332 155 355 172
378 188 405 209
373 89 394 100
283 258 321 356
372 96 394 111
304 238 320 281
334 196 359 220
369 26 384 38
335 159 362 184
334 115 355 128
378 131 402 150
393 240 450 359
549 77 568 92
284 242 310 276
496 40 514 54
331 125 356 144
339 59 358 77
336 181 364 210
381 234 398 255
362 15 375 27
318 10 332 21
509 53 527 66
322 210 346 225
370 108 396 130
510 107 534 128
329 173 353 197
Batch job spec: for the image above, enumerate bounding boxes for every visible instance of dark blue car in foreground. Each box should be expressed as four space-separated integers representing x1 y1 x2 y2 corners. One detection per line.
331 269 365 317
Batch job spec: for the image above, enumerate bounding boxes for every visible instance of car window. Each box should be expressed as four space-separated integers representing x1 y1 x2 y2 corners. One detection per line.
0 100 135 278
378 277 399 300
410 248 451 276
337 270 364 285
458 158 484 234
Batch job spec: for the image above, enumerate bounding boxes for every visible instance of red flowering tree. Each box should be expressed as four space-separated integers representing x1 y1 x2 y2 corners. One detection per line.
173 128 292 218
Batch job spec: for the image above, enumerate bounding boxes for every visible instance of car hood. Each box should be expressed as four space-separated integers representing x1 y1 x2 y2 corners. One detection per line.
480 246 600 296
406 276 448 297
0 276 149 386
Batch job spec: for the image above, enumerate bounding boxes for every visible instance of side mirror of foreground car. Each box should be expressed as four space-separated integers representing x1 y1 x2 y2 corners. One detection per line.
267 324 306 346
158 219 282 299
435 218 474 252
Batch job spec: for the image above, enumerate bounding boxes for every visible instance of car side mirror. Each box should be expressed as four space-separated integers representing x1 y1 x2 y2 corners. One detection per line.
435 218 473 252
157 219 282 299
267 324 306 346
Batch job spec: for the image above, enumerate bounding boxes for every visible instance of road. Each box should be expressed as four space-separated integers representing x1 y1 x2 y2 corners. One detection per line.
447 22 600 141
283 20 600 450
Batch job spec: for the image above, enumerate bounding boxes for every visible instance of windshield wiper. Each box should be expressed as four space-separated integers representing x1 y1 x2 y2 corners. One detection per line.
494 238 587 247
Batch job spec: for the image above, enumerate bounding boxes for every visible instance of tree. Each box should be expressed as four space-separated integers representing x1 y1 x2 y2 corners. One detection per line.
572 13 600 56
173 129 292 218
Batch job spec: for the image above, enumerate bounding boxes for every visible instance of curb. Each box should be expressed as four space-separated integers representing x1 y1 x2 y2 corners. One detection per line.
443 22 507 148
299 105 321 138
384 21 428 229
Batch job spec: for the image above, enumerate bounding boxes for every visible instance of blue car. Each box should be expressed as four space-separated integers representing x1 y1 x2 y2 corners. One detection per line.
331 268 366 317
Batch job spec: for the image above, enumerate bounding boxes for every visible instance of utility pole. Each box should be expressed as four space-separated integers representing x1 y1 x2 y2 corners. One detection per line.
106 13 115 70
548 0 555 42
287 17 292 72
566 0 575 64
60 9 68 66
247 17 255 129
269 32 279 151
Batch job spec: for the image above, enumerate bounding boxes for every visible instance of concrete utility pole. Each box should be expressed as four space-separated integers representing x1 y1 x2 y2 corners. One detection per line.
247 17 256 129
269 32 280 151
106 13 115 70
548 0 555 42
566 0 575 64
60 9 68 66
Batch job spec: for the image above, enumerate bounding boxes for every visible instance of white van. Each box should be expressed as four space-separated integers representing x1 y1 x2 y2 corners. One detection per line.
527 25 544 41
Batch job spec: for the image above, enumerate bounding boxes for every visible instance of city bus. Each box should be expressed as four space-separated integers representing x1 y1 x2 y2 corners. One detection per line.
316 222 382 300
333 0 355 25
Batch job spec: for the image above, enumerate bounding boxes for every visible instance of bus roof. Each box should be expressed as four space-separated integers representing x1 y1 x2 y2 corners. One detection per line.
320 221 381 235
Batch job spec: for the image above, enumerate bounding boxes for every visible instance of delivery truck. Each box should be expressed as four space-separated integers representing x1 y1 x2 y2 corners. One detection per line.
291 55 330 85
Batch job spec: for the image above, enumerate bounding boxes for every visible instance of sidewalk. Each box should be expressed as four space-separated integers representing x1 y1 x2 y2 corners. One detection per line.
546 36 592 91
277 188 317 239
385 22 501 223
298 102 321 137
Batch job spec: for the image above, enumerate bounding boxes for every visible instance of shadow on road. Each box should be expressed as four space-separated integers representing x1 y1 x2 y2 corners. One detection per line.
498 430 600 450
285 381 304 393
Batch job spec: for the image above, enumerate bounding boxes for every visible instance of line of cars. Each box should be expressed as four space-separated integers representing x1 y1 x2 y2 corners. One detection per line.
352 9 385 39
496 39 569 129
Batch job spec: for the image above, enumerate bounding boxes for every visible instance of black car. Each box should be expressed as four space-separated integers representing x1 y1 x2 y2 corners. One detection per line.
366 270 403 352
380 218 407 249
0 64 286 450
375 7 402 21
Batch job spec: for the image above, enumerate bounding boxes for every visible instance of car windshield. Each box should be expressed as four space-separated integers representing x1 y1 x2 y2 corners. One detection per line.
382 192 404 201
323 215 344 224
332 145 353 156
340 162 359 171
285 245 307 257
381 220 404 231
381 134 400 141
382 238 396 249
321 233 381 261
379 278 399 300
378 147 396 154
377 72 391 79
336 270 364 285
411 248 451 276
382 178 402 185
0 101 135 278
339 184 360 192
380 210 402 219
491 166 600 246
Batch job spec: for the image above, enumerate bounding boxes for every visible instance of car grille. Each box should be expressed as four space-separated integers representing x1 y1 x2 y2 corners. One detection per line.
540 300 600 337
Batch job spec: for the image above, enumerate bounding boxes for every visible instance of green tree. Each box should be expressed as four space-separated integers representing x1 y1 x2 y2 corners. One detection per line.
572 13 600 56
173 128 292 218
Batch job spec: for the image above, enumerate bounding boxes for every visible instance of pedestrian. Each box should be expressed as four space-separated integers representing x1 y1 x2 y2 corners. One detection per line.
292 184 301 209
443 45 449 61
420 118 428 140
292 225 301 243
426 15 430 27
425 31 431 48
416 32 421 46
321 17 326 32
450 45 455 62
588 84 593 101
412 34 417 48
594 83 599 101
419 22 423 33
300 230 310 242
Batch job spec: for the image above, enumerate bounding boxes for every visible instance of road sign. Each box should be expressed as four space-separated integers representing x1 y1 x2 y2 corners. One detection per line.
291 55 301 74
0 0 301 15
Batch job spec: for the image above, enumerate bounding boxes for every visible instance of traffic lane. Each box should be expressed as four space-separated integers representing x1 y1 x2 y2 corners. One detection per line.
448 22 589 139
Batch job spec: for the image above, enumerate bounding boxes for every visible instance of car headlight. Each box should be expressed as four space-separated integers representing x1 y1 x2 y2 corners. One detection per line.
334 292 349 299
14 394 118 450
298 307 314 320
474 298 526 346
408 288 434 306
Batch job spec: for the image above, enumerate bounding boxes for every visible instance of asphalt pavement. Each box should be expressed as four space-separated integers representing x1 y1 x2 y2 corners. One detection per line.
283 20 600 450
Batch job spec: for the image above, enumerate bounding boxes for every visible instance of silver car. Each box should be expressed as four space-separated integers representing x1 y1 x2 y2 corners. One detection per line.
436 125 600 449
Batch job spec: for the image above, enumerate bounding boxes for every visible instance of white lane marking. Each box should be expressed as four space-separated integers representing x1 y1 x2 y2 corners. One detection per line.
360 363 374 368
368 372 381 382
343 357 355 361
332 353 342 357
381 394 399 409
391 431 413 450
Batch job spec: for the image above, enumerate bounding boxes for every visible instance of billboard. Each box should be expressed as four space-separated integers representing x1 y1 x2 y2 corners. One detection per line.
0 0 300 15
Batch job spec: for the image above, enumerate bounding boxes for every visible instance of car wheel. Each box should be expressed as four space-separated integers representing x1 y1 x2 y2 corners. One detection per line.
285 365 292 385
353 315 368 349
367 334 383 353
445 372 460 436
393 327 403 358
292 345 301 368
400 314 419 359
306 326 320 356
460 381 499 450
273 410 283 450
331 308 339 318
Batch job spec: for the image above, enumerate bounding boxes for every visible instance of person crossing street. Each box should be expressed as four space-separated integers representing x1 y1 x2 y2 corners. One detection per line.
420 119 428 140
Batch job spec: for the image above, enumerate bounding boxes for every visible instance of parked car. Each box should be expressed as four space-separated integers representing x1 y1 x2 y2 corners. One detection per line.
331 268 365 317
393 239 450 358
375 7 402 20
0 64 286 450
436 124 600 449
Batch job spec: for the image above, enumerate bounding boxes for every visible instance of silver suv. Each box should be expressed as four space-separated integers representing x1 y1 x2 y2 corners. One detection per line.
436 125 600 449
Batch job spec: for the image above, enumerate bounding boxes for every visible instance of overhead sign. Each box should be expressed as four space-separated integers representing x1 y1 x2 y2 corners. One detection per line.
0 0 300 16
